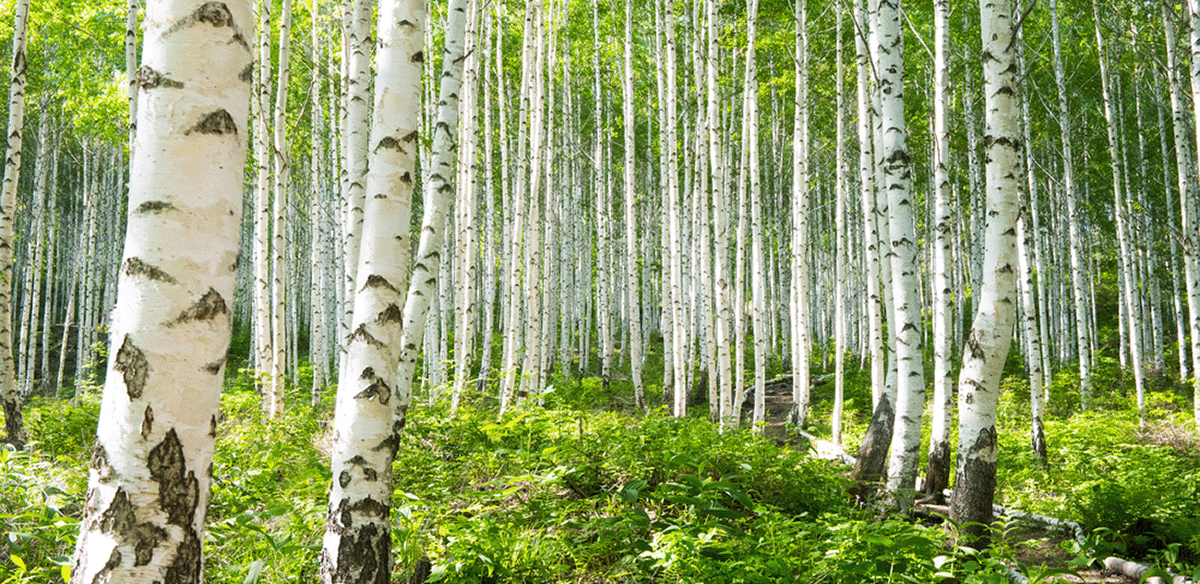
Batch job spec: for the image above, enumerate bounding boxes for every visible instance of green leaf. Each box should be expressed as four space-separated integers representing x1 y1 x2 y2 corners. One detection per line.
10 555 26 571
426 565 448 583
242 559 265 584
61 564 72 582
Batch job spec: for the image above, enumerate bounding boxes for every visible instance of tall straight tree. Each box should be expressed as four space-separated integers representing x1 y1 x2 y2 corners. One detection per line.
789 0 810 431
622 0 646 411
69 0 253 579
1051 0 1092 409
925 0 954 497
951 0 1021 542
268 0 294 417
1186 0 1200 424
0 0 31 448
392 0 470 419
877 0 925 511
320 0 423 578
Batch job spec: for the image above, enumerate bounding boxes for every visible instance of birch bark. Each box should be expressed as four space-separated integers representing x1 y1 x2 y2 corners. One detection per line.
70 2 252 579
0 0 31 448
951 0 1021 542
320 0 423 578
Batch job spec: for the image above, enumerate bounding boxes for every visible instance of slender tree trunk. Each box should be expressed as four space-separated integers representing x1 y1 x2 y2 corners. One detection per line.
878 0 925 512
788 0 810 432
622 0 645 411
393 0 469 421
269 0 294 417
924 0 953 498
1052 0 1093 410
70 2 252 578
0 0 31 448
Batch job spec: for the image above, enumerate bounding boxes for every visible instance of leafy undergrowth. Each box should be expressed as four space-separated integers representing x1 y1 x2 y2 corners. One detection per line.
2 363 1198 583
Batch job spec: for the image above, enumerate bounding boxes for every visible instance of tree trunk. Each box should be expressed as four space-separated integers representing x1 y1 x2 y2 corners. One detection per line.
69 2 252 579
950 0 1021 543
320 0 422 578
925 0 954 497
0 0 31 448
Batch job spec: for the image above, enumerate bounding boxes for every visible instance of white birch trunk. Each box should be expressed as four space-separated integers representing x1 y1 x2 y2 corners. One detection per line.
320 0 422 578
0 0 31 447
1051 0 1093 410
268 0 294 417
622 0 645 411
925 0 953 497
788 0 810 431
70 3 251 579
878 0 925 512
392 0 469 420
950 0 1020 541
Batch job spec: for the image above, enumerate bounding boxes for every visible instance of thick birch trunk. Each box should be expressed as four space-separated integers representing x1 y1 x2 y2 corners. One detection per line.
70 2 251 579
320 0 422 578
789 0 810 432
951 0 1020 542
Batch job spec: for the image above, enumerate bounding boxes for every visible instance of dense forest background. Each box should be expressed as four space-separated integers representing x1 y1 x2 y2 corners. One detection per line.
1 0 1200 580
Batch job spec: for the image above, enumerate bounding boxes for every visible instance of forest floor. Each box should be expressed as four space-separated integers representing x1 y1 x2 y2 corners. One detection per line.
751 379 1143 584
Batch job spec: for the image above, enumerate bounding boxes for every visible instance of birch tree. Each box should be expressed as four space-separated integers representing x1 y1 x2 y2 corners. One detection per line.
877 0 926 512
69 1 252 580
951 0 1021 542
622 0 645 411
320 0 423 578
0 0 31 448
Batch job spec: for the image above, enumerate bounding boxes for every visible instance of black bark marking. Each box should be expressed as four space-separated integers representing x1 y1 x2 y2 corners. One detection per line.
363 467 377 481
400 171 412 184
363 274 399 295
375 136 402 152
115 337 150 400
99 488 167 567
239 63 254 82
89 440 113 482
411 50 423 63
951 428 998 545
86 546 121 584
137 66 184 90
329 497 392 584
371 433 399 455
347 455 368 466
141 404 154 440
203 358 225 375
210 415 218 438
350 324 384 348
353 379 391 405
339 470 351 488
186 110 238 136
923 439 951 502
195 2 233 26
849 394 894 500
135 201 177 214
163 525 201 584
124 257 178 284
375 304 402 325
174 288 228 324
402 130 419 143
147 429 199 527
2 396 25 449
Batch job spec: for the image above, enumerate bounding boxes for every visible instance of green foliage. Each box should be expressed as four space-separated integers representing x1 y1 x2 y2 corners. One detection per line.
0 445 79 584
